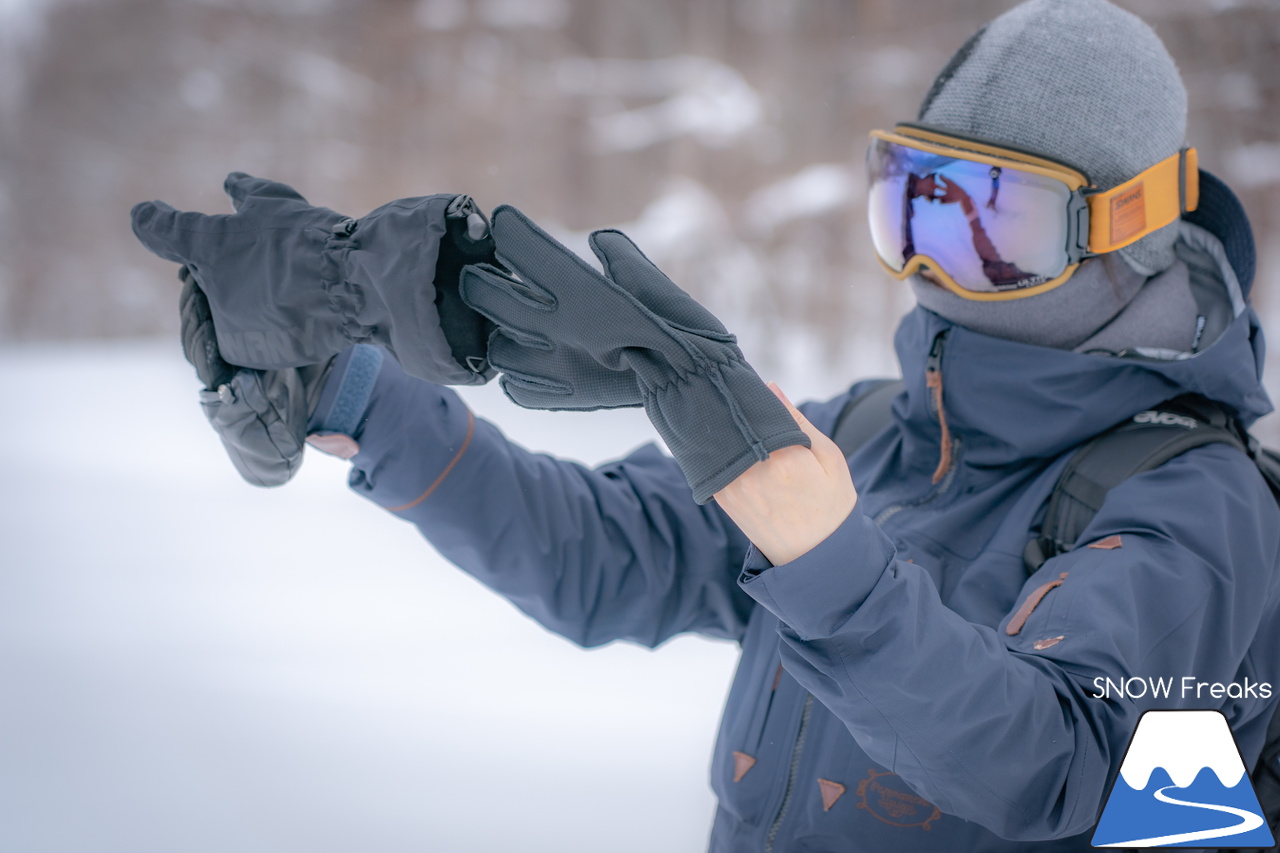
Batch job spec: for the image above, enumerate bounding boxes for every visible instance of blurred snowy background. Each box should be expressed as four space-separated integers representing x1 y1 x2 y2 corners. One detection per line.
0 0 1278 851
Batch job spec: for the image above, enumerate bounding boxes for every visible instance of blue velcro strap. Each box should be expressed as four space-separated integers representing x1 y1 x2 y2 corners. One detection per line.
316 345 384 436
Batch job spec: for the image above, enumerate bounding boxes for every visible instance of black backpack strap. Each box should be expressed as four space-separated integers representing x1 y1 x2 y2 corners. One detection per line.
831 379 904 459
1239 447 1280 853
1248 444 1280 503
1023 395 1247 573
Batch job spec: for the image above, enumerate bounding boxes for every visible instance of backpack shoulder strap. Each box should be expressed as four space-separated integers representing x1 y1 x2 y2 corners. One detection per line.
831 378 904 459
1248 444 1280 503
1022 395 1247 574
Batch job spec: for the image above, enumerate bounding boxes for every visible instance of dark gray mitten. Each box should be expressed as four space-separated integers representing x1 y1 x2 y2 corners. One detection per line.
179 266 331 486
133 173 493 385
461 206 809 503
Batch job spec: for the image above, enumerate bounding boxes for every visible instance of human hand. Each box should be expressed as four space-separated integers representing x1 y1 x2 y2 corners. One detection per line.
911 173 970 206
713 383 858 566
132 173 493 385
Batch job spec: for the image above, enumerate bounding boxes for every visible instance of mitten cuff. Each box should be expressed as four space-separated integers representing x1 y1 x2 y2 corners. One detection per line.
343 194 495 386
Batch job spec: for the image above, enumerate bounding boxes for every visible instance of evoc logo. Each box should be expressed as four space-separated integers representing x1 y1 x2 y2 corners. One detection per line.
1133 410 1199 429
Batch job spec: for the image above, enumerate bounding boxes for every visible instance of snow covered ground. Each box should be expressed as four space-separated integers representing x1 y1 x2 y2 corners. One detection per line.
0 340 743 853
6 325 1277 853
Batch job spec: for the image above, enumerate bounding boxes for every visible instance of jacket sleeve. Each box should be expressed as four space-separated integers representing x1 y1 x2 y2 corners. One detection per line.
737 441 1280 840
320 349 756 648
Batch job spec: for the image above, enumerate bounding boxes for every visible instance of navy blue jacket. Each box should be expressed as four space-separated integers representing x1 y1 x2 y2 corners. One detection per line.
313 215 1280 851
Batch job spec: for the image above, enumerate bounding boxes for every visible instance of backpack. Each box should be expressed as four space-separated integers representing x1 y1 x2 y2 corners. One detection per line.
829 379 1280 851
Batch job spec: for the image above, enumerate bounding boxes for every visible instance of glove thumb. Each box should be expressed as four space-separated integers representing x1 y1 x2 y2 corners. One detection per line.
223 171 309 211
589 229 734 340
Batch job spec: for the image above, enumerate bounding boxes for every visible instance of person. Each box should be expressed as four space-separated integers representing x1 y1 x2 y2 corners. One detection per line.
130 0 1280 849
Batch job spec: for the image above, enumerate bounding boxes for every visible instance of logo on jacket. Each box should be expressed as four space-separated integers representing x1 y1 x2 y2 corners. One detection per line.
855 769 942 831
1092 710 1275 848
1132 410 1199 429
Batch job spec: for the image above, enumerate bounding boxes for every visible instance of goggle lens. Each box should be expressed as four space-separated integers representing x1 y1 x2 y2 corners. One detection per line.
867 135 1074 294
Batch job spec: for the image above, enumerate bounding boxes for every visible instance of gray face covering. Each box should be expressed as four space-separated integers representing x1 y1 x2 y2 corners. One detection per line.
909 253 1198 354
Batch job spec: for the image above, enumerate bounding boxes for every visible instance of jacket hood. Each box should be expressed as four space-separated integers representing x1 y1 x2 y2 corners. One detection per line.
892 173 1271 470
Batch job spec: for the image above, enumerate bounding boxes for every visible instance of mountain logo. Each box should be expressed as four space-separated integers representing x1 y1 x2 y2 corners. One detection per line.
1092 709 1275 848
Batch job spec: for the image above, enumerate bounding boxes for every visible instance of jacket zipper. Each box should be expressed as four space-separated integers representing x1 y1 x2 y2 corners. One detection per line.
873 330 958 526
925 330 955 484
762 330 951 849
764 694 814 853
925 330 948 416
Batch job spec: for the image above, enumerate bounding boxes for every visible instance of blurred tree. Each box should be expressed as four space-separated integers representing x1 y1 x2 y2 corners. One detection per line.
1 0 1276 403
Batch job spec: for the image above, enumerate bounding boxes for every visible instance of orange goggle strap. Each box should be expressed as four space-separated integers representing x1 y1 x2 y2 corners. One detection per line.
1086 147 1199 253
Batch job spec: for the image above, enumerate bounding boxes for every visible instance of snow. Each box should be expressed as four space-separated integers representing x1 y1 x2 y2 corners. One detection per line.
285 51 378 105
414 0 465 31
1226 142 1280 189
180 69 225 112
0 340 739 853
554 56 763 152
744 163 860 234
560 177 737 261
477 0 569 30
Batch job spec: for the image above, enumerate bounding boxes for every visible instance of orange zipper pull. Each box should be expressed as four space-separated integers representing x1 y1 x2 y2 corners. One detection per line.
926 332 953 484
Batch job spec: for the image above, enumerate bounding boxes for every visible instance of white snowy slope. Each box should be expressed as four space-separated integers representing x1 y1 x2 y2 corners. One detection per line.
1119 711 1247 791
0 340 740 853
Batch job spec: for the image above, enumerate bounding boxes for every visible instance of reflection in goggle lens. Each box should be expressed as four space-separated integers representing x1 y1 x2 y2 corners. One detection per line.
867 138 1073 293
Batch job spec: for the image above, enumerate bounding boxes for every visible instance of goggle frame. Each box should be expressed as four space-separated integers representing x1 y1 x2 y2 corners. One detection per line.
868 124 1198 302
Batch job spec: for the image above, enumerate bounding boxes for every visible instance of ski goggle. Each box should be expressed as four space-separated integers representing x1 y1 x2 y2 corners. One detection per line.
866 124 1199 301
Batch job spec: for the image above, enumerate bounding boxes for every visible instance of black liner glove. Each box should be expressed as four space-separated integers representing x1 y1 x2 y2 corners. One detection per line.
178 266 330 487
132 172 494 385
460 205 809 504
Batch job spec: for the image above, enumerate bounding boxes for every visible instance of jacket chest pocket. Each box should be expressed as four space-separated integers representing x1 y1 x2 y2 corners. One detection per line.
710 616 807 825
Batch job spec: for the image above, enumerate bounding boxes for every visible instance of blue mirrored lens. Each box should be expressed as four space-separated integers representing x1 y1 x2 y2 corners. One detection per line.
867 137 1073 291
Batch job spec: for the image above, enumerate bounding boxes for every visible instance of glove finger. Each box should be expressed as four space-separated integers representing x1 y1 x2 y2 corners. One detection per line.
178 266 234 389
223 171 308 211
498 374 580 410
464 263 555 309
178 267 204 367
498 370 573 400
177 265 207 334
491 333 642 410
488 205 607 293
488 206 697 359
589 229 734 340
459 266 559 350
498 373 640 411
488 206 712 381
131 200 230 264
488 332 586 383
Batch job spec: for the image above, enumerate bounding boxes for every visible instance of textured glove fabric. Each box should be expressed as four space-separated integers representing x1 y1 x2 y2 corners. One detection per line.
461 205 809 503
179 266 331 487
132 172 493 385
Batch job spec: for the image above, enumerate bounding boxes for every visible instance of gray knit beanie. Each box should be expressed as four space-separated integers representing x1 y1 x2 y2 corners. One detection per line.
918 0 1188 275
